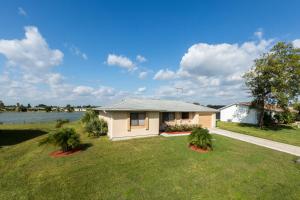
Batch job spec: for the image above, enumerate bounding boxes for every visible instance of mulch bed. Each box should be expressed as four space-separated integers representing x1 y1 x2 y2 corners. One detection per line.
50 148 81 158
163 131 191 135
189 144 209 153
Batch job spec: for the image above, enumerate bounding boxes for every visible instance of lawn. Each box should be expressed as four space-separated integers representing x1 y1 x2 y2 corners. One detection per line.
0 122 299 200
217 121 300 147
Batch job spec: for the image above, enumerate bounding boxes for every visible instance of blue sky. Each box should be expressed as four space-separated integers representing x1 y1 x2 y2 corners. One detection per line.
0 0 300 106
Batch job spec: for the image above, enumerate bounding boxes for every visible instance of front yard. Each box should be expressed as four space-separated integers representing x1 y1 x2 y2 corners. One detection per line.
217 121 300 147
0 122 299 199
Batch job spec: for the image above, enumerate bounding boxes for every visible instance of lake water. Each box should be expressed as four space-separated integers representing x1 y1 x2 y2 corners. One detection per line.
0 112 85 124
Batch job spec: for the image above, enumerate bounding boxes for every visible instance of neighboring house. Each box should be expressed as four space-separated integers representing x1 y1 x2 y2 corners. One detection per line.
219 102 258 124
95 98 218 141
219 102 294 125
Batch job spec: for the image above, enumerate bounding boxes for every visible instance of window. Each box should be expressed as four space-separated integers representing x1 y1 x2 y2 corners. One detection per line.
162 112 175 122
181 112 189 119
130 112 145 126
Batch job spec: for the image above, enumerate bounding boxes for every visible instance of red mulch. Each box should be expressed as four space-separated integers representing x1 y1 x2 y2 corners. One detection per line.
163 131 191 135
50 148 81 158
189 144 209 153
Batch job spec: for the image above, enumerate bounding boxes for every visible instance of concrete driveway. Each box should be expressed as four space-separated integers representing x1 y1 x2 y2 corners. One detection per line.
210 128 300 156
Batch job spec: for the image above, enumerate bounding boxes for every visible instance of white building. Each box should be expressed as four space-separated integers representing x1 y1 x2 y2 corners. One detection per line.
219 103 259 125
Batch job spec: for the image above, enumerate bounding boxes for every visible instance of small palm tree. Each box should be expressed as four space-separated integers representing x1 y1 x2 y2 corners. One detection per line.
40 128 81 152
188 127 213 150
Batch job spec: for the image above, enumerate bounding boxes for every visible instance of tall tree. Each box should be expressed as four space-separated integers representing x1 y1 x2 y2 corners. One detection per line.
244 42 300 128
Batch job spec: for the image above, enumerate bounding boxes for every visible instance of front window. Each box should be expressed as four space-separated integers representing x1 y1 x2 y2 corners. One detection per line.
130 112 145 126
162 112 175 122
181 112 189 119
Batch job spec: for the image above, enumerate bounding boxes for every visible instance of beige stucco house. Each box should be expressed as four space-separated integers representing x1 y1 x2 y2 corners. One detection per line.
95 98 217 141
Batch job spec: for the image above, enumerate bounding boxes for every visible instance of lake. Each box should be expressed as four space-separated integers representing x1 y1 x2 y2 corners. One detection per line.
0 112 85 124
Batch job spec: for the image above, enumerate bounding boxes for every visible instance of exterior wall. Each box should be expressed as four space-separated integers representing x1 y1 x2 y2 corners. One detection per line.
110 111 160 140
220 105 258 125
98 111 113 138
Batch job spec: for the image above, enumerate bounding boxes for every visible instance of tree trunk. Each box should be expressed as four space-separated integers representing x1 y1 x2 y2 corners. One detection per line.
258 100 265 129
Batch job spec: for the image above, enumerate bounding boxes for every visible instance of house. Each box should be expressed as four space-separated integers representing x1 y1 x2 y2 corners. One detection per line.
219 102 294 125
94 98 218 141
219 102 258 124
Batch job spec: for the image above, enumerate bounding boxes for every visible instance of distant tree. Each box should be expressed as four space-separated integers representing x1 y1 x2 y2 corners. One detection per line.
45 106 52 112
27 104 31 109
0 100 4 109
244 42 300 128
65 104 74 112
38 104 47 108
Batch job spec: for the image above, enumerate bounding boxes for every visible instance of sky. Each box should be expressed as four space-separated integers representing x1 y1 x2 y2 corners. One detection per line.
0 0 300 106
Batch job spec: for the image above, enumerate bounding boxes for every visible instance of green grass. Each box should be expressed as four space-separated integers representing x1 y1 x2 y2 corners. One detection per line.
0 122 300 200
217 121 300 147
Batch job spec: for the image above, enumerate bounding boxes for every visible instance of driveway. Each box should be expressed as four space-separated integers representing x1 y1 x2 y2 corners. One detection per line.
210 128 300 156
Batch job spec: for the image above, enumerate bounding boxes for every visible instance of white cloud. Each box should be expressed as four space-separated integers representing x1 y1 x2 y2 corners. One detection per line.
0 26 63 70
18 7 27 16
137 87 146 93
136 55 147 63
46 73 64 85
293 39 300 48
138 71 148 79
73 86 94 96
153 69 176 80
254 29 263 39
179 39 272 77
107 54 135 69
68 44 88 60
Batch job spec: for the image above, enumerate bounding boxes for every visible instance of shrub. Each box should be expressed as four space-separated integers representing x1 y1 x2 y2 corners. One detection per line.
55 119 70 128
165 124 202 132
274 111 296 124
81 110 98 124
84 118 108 137
81 110 108 137
188 127 212 150
39 128 80 152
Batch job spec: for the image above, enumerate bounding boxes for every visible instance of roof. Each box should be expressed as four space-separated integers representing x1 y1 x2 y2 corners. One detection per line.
219 102 297 113
94 98 218 112
218 102 252 110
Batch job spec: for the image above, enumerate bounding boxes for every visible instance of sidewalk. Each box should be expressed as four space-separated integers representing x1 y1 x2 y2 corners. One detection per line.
210 128 300 156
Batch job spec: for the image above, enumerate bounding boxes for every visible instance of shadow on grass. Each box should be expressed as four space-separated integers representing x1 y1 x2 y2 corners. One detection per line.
79 143 93 151
237 123 295 131
0 129 48 147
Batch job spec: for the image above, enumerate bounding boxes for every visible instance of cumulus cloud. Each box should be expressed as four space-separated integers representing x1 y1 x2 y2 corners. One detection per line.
293 39 300 48
0 26 126 105
153 33 275 104
136 55 147 63
138 71 148 79
179 39 272 77
18 7 27 16
153 69 176 80
106 54 135 70
73 86 94 96
0 26 63 70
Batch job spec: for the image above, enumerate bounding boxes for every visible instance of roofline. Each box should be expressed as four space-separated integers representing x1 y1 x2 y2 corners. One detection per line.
94 107 218 112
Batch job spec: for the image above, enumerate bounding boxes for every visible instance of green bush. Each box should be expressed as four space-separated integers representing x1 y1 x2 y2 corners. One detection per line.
165 124 202 132
81 110 98 124
188 127 212 150
84 118 108 137
39 128 80 152
55 119 70 128
81 110 108 137
274 111 296 124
